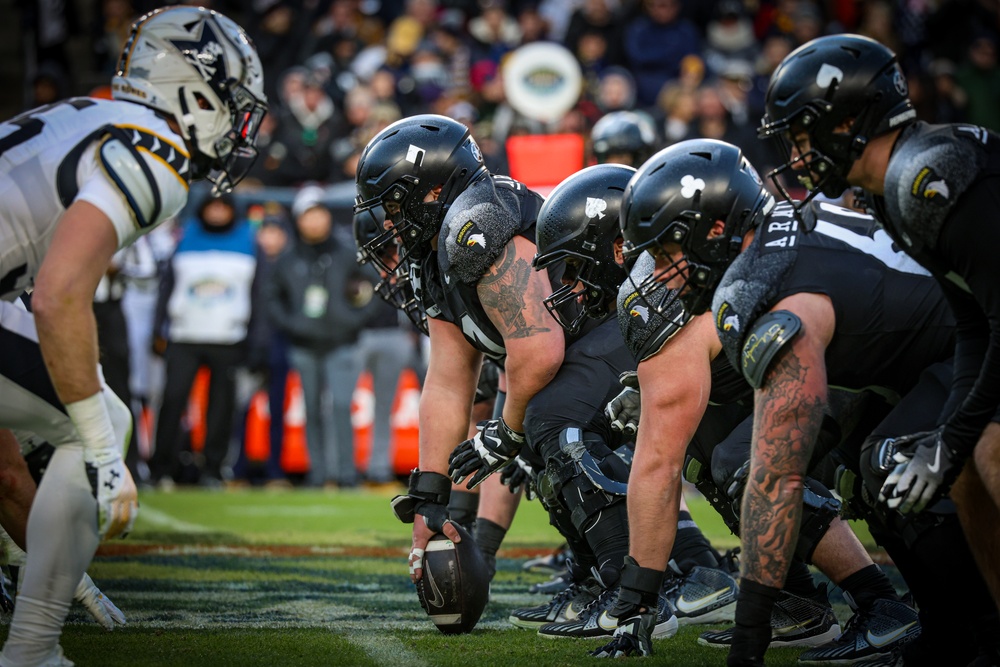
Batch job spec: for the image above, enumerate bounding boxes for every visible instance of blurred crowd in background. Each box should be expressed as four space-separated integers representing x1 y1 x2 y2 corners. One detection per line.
12 0 1000 489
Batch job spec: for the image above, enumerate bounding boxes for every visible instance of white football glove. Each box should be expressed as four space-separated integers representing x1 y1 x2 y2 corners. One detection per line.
605 371 641 435
75 573 126 630
83 446 138 540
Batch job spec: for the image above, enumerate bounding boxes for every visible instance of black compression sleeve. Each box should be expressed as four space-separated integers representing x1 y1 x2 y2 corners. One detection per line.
934 177 1000 452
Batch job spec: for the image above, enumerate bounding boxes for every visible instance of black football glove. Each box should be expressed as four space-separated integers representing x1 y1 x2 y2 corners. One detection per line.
879 427 968 514
499 456 536 500
591 556 663 658
605 371 641 436
448 418 525 489
390 470 451 532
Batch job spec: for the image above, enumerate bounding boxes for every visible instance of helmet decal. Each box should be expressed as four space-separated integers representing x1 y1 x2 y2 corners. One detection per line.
585 198 607 219
168 20 229 93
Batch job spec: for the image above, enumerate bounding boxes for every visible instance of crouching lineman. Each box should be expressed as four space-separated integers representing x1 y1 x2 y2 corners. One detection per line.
0 6 266 665
526 154 923 663
355 116 655 634
611 139 996 665
760 35 1000 624
494 164 739 640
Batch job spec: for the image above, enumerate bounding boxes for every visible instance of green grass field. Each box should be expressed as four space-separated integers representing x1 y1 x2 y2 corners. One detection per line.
12 488 887 666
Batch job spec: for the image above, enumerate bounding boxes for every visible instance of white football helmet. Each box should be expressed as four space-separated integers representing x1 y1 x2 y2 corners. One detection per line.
112 5 267 193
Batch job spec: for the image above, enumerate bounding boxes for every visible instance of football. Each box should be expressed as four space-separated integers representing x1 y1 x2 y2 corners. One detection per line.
415 524 490 634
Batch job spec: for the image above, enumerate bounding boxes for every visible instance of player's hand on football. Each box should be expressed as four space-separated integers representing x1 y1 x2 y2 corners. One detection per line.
83 446 138 540
879 427 965 514
409 515 461 583
499 456 536 499
448 418 525 490
75 572 126 631
605 371 641 436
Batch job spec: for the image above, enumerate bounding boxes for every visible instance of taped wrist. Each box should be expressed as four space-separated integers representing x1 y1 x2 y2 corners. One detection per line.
390 470 451 524
65 392 116 451
613 556 663 615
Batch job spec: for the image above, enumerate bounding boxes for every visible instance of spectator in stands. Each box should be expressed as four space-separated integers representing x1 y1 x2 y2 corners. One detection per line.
655 83 697 144
563 0 619 61
245 204 293 488
268 71 341 186
620 0 700 108
702 0 758 79
264 187 379 489
469 0 522 65
956 33 1000 133
150 194 259 489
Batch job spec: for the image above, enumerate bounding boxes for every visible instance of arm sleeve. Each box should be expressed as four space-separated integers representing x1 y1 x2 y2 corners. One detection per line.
935 179 1000 451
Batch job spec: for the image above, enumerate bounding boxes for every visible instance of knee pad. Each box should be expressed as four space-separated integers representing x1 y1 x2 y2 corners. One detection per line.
684 454 740 535
537 428 629 532
794 479 841 563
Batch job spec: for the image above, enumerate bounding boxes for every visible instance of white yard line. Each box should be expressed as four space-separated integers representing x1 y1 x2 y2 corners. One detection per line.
138 505 216 533
345 632 429 667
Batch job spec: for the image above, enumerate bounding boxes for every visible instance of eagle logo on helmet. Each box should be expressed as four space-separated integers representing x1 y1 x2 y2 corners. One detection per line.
169 20 229 93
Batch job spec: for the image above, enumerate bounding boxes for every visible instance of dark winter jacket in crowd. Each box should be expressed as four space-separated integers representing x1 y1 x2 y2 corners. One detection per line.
263 227 378 352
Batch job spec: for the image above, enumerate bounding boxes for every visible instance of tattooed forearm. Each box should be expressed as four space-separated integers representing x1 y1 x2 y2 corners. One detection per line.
740 345 827 588
479 242 552 339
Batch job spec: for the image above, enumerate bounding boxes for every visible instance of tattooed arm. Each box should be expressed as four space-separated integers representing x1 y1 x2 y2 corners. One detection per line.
741 292 835 589
477 235 565 431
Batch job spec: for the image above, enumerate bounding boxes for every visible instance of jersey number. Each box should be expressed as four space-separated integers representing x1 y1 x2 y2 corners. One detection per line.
0 99 96 159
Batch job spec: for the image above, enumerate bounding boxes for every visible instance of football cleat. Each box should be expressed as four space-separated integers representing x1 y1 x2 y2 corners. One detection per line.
537 586 679 640
509 577 601 629
699 590 841 649
529 570 573 595
797 597 920 665
664 566 738 626
522 543 572 574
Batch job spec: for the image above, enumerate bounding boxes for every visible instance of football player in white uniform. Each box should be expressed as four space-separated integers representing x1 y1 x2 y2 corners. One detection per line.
0 6 266 666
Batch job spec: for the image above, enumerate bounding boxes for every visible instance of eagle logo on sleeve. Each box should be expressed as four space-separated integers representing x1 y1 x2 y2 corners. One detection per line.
456 220 489 254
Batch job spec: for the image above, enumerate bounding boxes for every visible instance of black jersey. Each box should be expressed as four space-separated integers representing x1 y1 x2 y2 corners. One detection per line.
868 121 1000 450
713 201 955 401
414 173 567 363
617 253 751 405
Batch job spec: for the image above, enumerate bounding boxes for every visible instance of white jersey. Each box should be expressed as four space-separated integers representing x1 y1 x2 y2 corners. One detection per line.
0 98 191 300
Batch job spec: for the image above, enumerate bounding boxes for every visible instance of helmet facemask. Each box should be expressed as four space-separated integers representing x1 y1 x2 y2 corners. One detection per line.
624 184 772 317
534 248 620 334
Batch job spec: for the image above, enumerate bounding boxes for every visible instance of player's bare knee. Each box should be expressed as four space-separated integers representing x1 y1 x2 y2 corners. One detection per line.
0 464 33 505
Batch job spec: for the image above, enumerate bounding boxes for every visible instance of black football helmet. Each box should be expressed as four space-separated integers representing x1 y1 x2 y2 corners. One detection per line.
532 164 635 333
352 206 428 335
620 139 774 316
591 111 658 167
758 34 915 213
354 114 488 272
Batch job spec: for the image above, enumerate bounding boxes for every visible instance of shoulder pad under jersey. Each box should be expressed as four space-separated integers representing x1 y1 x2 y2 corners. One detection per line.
441 178 523 286
712 203 800 374
98 125 190 236
883 122 991 251
617 253 688 362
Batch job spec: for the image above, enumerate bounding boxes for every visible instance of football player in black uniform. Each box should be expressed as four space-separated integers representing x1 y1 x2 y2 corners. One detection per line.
511 164 733 640
563 146 927 663
759 37 1000 625
355 116 644 632
352 205 516 578
621 138 998 666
